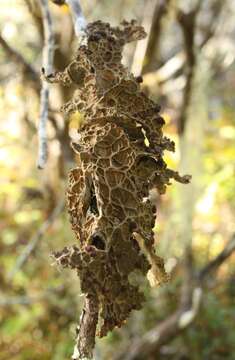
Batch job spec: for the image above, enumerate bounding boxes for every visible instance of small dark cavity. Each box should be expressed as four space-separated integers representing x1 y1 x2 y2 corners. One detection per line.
96 30 107 38
71 142 82 153
91 234 106 250
154 116 165 125
135 75 143 83
154 104 161 112
89 34 100 42
90 185 99 216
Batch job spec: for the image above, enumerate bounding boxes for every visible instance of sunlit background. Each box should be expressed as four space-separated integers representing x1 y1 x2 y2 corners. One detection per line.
1 0 235 359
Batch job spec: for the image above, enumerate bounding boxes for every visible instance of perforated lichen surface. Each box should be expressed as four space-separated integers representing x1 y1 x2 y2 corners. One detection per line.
48 19 190 347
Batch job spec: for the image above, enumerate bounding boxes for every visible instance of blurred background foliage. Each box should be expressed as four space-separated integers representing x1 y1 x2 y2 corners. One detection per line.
0 0 235 359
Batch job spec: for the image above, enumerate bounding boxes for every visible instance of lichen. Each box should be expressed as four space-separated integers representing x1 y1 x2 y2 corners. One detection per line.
48 19 190 346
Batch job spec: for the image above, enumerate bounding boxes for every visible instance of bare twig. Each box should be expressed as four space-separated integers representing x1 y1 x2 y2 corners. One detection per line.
8 199 64 280
65 0 87 38
72 295 99 360
37 0 55 169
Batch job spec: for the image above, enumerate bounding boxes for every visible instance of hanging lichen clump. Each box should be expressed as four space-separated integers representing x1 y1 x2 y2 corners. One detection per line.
47 20 190 358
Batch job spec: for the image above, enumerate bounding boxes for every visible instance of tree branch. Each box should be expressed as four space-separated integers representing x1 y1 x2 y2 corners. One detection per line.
198 233 235 282
176 7 198 134
131 0 156 76
72 295 99 360
66 0 87 38
0 285 64 307
24 0 44 41
142 0 172 74
51 0 87 38
142 0 223 90
0 34 39 88
143 51 186 87
37 0 55 169
115 234 235 360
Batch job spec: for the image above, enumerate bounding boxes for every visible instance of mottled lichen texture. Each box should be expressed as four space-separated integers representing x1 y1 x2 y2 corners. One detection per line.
48 20 190 358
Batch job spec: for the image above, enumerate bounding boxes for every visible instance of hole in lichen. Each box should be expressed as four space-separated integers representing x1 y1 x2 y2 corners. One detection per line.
68 64 86 85
90 185 99 215
91 234 105 250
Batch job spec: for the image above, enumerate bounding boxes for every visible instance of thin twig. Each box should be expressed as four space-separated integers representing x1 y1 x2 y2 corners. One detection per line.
37 0 55 169
8 199 65 280
65 0 87 38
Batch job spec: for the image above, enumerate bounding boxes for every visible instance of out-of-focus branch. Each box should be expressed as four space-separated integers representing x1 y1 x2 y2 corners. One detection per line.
131 0 156 76
0 285 65 307
37 0 55 169
66 0 86 38
142 0 172 74
199 233 235 282
142 27 218 91
50 0 86 37
177 6 199 134
0 21 60 137
143 0 223 94
115 289 203 360
200 0 223 47
115 235 235 360
0 34 39 88
24 0 44 40
114 2 228 360
8 199 64 280
143 51 185 87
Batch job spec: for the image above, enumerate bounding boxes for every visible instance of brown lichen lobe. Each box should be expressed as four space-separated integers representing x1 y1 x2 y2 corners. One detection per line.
49 19 190 348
